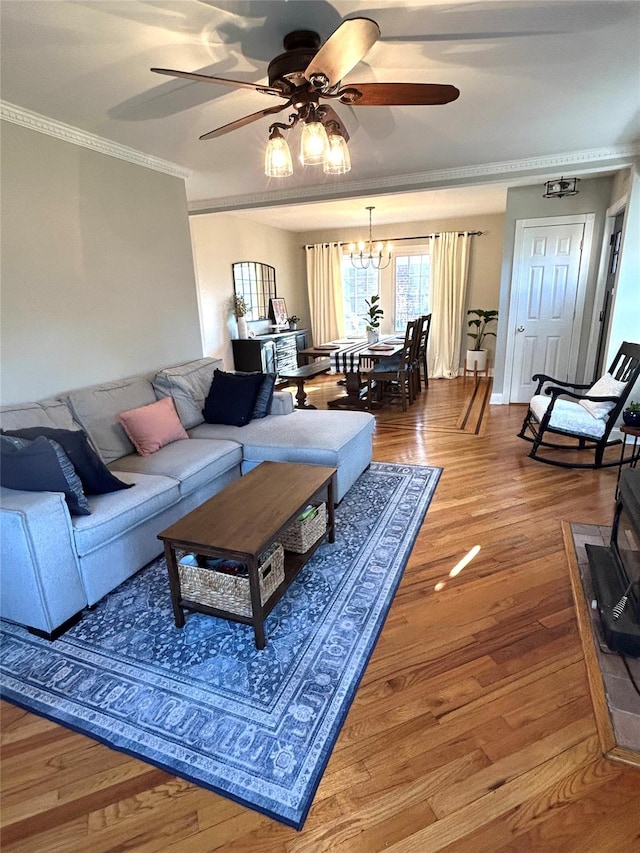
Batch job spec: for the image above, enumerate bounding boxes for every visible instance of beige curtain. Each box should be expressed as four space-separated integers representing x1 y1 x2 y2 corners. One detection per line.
428 231 471 379
305 242 345 345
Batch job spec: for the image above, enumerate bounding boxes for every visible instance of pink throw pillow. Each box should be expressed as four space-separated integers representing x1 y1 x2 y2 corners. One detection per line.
118 397 188 456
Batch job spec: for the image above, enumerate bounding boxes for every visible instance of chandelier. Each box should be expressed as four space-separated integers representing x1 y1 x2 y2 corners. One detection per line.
349 206 392 270
264 103 351 178
543 176 580 199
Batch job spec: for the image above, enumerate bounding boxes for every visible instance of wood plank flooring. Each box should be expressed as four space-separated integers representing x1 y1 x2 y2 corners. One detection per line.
2 375 640 852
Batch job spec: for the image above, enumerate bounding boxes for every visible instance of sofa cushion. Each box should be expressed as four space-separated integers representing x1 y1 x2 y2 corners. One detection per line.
0 398 78 432
0 434 91 516
111 438 242 498
71 470 180 557
270 390 295 416
3 427 132 495
190 409 375 467
118 397 189 456
153 358 223 429
65 374 158 465
202 370 264 427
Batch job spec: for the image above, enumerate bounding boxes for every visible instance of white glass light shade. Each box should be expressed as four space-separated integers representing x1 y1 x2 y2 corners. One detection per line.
323 132 351 174
299 121 329 165
265 131 293 177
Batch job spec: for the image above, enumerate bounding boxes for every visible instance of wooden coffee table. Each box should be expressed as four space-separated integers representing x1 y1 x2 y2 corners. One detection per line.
157 461 336 649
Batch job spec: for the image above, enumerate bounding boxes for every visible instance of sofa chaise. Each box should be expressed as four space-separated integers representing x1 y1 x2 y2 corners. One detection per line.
0 357 375 639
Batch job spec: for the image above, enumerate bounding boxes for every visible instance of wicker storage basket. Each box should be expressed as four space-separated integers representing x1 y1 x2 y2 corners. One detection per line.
178 541 284 617
281 502 327 553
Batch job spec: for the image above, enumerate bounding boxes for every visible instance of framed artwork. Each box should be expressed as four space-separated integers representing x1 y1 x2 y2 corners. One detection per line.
269 297 288 326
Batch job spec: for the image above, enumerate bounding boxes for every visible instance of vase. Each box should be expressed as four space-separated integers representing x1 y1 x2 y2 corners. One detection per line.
465 349 487 372
622 409 640 428
237 316 248 339
288 322 297 330
367 328 379 344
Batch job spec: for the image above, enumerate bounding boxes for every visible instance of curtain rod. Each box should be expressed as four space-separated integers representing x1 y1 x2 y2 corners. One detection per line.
304 231 483 248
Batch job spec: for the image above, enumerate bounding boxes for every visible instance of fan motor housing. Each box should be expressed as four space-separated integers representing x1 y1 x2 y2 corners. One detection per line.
268 30 321 89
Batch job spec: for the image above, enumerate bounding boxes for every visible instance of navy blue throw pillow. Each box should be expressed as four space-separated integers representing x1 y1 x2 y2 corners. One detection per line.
0 434 91 516
202 370 265 427
3 427 132 495
236 372 277 419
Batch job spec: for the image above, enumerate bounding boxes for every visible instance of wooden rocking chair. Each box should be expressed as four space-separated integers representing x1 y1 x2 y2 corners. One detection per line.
517 341 640 469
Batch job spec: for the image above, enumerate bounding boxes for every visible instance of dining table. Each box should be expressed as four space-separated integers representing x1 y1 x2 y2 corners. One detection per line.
298 336 404 410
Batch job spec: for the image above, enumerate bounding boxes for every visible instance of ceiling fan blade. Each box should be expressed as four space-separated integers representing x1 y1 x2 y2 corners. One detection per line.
199 101 292 140
150 67 284 97
304 17 380 89
338 82 460 106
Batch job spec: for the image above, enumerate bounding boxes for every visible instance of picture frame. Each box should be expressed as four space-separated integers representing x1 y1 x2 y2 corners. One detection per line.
269 297 288 326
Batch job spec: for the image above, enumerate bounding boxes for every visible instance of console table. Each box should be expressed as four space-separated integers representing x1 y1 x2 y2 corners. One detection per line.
232 329 307 376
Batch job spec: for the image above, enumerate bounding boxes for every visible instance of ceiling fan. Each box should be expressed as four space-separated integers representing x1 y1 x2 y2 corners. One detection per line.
150 16 460 145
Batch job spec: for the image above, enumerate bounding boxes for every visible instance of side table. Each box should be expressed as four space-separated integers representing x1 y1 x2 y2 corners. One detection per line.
615 424 640 494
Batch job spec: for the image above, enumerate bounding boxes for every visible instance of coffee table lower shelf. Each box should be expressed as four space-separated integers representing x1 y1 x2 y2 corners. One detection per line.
158 461 336 649
176 544 325 631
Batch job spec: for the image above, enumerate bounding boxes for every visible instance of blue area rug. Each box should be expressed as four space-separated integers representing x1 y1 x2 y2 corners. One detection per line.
0 462 440 829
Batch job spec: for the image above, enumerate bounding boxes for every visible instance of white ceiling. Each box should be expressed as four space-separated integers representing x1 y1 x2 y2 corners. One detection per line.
1 0 639 231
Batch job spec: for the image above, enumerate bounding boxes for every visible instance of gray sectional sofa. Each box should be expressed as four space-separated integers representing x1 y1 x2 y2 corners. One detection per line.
0 357 375 638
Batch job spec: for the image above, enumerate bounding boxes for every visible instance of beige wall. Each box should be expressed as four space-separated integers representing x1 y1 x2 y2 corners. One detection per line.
0 121 202 405
189 213 308 368
301 213 505 359
493 175 616 398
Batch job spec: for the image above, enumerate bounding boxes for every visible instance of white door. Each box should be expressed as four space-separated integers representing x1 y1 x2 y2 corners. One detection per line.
508 220 587 403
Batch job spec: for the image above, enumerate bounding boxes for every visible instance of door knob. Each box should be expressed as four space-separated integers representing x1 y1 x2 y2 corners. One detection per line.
517 325 525 332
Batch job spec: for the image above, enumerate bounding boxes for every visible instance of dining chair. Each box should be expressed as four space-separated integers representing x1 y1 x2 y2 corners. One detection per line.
364 318 421 411
419 313 432 388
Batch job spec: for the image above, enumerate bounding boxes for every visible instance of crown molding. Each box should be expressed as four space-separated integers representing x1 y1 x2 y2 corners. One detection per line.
188 143 640 214
0 101 189 179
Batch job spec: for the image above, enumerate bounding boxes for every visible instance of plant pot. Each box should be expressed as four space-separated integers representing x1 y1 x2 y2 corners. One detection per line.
465 349 487 372
237 316 248 339
367 328 379 344
622 409 640 428
288 322 297 330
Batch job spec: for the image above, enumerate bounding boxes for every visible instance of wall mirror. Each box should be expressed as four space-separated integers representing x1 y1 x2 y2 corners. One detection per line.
232 262 276 321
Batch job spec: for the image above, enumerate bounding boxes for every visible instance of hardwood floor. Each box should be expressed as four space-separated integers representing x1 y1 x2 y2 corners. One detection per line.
2 375 640 852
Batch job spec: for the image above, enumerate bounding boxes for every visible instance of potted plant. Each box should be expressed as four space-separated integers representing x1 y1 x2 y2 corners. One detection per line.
287 315 300 330
363 295 384 344
466 308 498 372
233 294 249 339
623 400 640 428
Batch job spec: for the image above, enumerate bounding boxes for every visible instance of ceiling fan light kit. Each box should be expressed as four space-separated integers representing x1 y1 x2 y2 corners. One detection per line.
543 176 580 198
151 16 459 180
299 114 330 165
323 124 351 175
265 126 293 177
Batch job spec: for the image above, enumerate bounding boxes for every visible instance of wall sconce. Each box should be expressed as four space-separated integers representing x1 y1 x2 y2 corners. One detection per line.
543 177 580 198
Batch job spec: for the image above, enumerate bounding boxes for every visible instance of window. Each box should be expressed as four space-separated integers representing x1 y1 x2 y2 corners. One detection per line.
394 252 430 332
341 258 379 335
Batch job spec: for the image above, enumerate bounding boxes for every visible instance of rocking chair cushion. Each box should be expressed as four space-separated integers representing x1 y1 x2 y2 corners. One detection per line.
578 372 626 419
530 395 606 440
